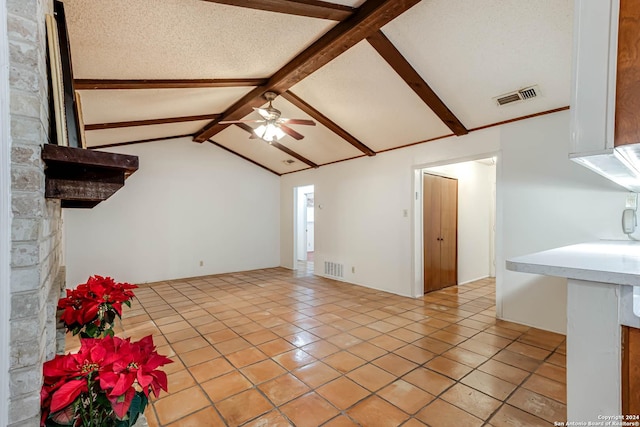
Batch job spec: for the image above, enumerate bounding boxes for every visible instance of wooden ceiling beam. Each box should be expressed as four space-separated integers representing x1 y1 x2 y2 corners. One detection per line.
193 0 421 143
208 139 281 176
74 78 267 90
366 30 468 136
199 0 354 21
84 114 222 131
281 90 376 156
235 123 319 168
88 133 194 150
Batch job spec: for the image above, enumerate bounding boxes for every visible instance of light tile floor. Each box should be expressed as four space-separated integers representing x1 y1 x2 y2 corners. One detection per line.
67 268 566 426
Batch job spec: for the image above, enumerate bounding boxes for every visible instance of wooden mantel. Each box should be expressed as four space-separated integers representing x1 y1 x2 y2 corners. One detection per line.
42 144 139 208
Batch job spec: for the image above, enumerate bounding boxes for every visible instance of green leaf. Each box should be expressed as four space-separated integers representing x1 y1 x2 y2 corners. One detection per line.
126 393 145 426
83 323 99 338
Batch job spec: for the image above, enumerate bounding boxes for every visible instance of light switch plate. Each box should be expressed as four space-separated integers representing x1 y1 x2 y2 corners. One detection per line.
626 193 638 209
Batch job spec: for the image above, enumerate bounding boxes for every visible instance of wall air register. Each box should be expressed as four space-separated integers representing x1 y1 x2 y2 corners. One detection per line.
494 85 540 106
324 262 344 279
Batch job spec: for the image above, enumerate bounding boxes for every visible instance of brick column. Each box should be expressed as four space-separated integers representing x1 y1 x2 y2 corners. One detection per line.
1 0 12 424
7 0 64 425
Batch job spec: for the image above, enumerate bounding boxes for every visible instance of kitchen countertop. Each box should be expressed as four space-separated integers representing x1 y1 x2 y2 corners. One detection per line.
506 240 640 286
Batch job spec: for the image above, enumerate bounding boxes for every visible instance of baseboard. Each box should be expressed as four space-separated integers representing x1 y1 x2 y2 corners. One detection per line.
458 275 492 285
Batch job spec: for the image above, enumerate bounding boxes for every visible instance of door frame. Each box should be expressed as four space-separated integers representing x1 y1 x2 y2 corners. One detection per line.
411 152 500 298
422 172 459 294
293 185 314 269
0 0 12 420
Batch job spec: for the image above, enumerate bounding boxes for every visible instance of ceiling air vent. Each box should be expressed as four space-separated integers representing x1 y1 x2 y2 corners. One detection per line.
283 159 295 165
494 85 540 106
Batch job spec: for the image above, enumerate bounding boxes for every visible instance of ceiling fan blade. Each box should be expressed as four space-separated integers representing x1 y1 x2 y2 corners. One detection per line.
281 119 316 126
219 119 264 124
253 107 271 120
280 124 304 140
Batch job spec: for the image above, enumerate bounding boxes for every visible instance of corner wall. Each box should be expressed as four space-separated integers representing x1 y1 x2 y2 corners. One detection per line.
496 112 627 333
7 0 65 425
64 138 281 287
281 110 628 333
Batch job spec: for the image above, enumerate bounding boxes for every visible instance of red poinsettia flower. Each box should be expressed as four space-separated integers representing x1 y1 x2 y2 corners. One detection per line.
57 276 138 337
107 387 136 419
100 335 172 402
41 337 122 424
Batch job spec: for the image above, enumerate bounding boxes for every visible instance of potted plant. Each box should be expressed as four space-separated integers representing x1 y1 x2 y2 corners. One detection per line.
57 276 138 338
42 276 172 426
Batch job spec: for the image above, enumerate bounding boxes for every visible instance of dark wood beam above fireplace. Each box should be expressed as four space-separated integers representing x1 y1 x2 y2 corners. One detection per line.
42 144 139 209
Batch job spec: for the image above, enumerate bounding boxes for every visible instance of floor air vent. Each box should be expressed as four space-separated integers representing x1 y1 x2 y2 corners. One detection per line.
324 261 344 279
494 85 540 106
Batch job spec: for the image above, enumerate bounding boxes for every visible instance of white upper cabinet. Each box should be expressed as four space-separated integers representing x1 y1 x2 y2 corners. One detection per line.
570 0 640 192
570 0 619 154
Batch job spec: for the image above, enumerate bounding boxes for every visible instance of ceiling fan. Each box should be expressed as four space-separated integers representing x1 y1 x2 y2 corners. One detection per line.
220 91 315 142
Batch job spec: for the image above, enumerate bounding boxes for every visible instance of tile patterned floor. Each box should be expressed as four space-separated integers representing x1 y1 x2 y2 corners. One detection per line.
67 268 566 426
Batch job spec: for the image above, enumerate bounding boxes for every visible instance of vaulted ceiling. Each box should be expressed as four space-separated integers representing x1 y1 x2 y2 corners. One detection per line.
61 0 573 175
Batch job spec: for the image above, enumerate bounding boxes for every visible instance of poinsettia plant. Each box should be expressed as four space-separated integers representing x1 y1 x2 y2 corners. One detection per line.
41 335 172 427
58 276 138 338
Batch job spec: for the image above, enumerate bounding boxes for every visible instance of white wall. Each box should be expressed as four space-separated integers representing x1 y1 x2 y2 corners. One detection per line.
65 138 281 287
281 110 628 333
281 127 502 297
425 160 496 285
497 111 627 333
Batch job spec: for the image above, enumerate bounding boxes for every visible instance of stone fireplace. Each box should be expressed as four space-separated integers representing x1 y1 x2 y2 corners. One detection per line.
7 0 65 425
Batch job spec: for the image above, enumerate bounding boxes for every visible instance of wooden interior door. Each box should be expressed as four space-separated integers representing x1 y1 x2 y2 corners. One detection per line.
423 173 458 293
423 174 442 292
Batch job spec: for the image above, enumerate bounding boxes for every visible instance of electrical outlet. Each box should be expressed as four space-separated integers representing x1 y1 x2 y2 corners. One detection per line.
351 266 355 274
403 209 408 217
199 260 204 267
626 193 638 209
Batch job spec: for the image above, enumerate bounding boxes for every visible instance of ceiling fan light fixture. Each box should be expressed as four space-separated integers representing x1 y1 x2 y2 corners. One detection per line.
254 123 285 142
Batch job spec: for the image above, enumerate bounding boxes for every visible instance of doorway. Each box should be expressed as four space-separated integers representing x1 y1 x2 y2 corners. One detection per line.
294 185 314 272
414 156 497 296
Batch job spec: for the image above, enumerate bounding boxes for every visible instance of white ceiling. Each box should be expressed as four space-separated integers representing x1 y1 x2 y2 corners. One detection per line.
62 0 336 79
61 0 574 175
290 41 453 152
382 0 573 129
78 87 255 124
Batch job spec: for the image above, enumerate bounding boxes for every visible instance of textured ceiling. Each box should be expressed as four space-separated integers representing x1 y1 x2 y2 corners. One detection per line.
62 0 336 79
382 0 573 129
60 0 573 175
78 87 256 124
290 41 453 152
